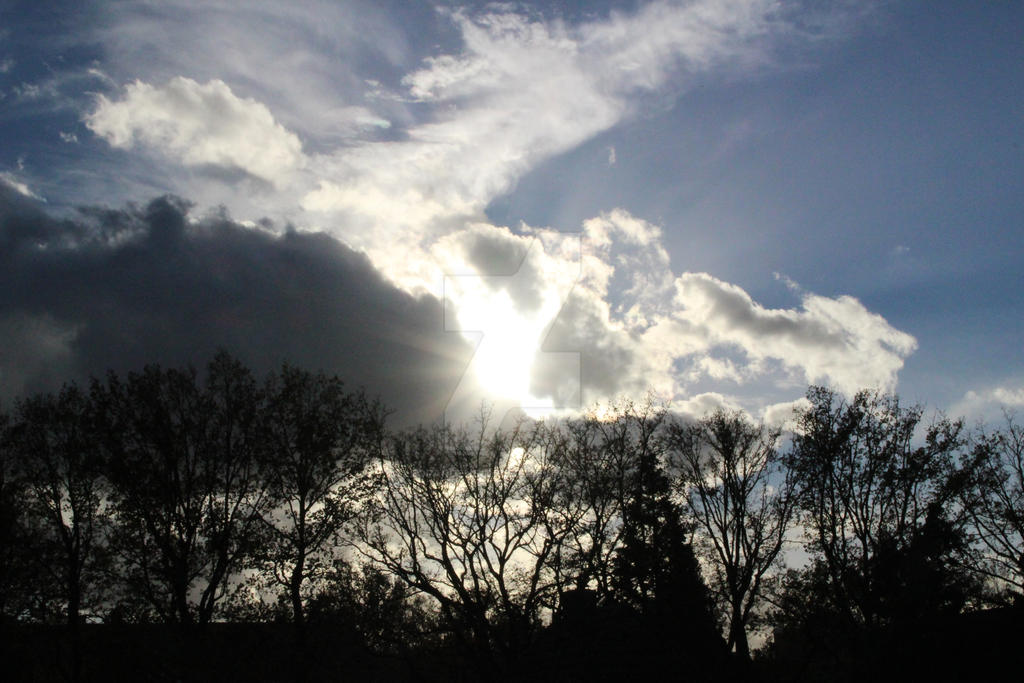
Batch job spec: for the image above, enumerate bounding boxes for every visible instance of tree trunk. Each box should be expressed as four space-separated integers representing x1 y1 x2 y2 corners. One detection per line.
68 570 82 683
198 550 230 626
174 569 194 625
290 551 306 626
289 552 309 683
729 603 749 660
67 575 81 628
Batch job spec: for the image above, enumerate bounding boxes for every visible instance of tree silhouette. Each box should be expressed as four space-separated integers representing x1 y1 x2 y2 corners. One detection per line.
0 403 36 622
540 407 640 602
98 354 269 625
10 384 111 680
606 405 723 679
786 386 965 629
305 558 437 655
866 505 976 623
955 413 1024 600
195 352 274 623
258 364 382 628
99 363 213 624
359 415 569 680
5 357 1024 680
667 408 796 659
604 401 677 607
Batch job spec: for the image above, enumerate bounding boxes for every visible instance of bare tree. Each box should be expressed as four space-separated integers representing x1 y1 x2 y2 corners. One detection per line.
0 404 46 622
666 408 796 659
956 413 1024 598
99 354 269 625
13 386 110 624
259 364 382 628
540 410 637 601
11 385 113 680
196 352 274 623
540 400 724 680
541 398 677 605
100 364 214 624
358 415 567 677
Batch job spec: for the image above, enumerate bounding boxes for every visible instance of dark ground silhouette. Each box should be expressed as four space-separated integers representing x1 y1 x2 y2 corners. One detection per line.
2 356 1023 681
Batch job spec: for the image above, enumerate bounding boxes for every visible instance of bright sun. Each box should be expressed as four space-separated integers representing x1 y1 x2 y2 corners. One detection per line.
442 231 580 417
455 287 550 403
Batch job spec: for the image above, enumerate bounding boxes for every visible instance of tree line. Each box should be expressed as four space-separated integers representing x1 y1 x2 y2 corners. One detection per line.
1 353 1022 681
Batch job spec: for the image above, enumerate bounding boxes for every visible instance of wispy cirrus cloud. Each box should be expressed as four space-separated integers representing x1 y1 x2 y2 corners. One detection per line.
85 0 412 149
67 1 912 419
0 171 44 201
79 0 803 253
301 0 788 266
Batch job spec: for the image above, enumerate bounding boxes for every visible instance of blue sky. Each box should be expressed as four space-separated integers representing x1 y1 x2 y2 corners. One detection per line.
1 0 1021 426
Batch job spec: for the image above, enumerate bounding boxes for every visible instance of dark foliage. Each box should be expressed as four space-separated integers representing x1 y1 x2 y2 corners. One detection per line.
4 367 1024 681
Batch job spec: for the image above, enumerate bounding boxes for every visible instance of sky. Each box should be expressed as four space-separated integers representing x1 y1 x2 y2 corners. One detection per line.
0 0 1021 428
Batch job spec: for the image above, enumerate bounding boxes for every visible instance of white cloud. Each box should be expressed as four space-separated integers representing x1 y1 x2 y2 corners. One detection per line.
86 77 305 187
77 1 800 289
949 384 1024 424
991 387 1024 405
69 1 906 419
13 82 43 99
88 1 408 140
669 272 917 394
299 0 788 283
692 355 745 383
762 397 811 430
521 208 917 411
673 392 743 419
0 171 43 201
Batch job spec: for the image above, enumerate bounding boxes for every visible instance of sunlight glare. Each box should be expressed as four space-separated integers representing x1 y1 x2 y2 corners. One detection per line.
457 287 545 401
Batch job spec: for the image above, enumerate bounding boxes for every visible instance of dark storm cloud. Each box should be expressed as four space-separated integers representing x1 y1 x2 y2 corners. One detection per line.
0 186 472 426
